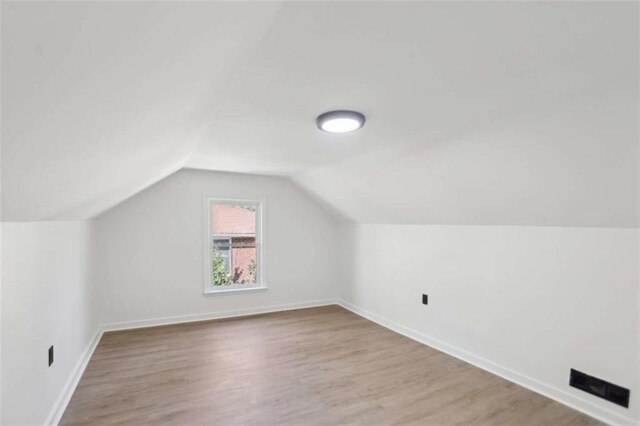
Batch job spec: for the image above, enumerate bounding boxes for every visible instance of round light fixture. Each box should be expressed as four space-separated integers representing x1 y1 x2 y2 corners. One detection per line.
316 110 365 133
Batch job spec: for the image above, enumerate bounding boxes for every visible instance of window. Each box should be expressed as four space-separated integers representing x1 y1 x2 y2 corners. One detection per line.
204 198 265 294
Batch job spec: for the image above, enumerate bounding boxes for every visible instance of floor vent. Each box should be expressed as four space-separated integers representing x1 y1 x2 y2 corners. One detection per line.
569 369 629 408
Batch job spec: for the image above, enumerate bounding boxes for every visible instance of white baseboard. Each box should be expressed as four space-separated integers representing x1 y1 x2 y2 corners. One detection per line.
102 299 337 332
44 327 104 426
336 300 636 426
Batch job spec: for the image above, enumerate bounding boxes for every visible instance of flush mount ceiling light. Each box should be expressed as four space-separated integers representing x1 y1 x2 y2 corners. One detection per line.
316 110 366 133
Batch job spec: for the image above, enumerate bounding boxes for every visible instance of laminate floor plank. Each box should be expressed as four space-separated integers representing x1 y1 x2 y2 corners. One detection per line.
61 305 601 425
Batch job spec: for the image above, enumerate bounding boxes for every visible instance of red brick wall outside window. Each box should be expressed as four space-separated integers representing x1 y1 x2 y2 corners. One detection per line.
211 204 257 284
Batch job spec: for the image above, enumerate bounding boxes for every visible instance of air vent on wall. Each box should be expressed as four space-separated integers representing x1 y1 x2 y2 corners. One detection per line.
569 369 629 408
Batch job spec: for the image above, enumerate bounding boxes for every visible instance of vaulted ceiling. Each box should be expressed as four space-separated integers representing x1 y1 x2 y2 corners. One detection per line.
2 1 637 226
2 1 282 220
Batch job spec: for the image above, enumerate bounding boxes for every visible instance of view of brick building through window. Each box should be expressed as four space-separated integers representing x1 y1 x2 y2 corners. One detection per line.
211 203 257 286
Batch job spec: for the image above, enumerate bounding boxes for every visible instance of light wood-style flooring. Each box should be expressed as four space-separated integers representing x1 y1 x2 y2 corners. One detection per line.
61 305 600 425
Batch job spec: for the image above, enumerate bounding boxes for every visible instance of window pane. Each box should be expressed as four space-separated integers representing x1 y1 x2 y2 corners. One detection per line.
209 201 259 288
212 238 231 271
231 241 256 284
211 204 256 235
211 239 257 286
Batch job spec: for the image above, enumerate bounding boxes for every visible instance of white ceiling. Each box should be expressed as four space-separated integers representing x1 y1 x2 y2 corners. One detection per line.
296 85 638 226
1 1 282 220
2 2 637 226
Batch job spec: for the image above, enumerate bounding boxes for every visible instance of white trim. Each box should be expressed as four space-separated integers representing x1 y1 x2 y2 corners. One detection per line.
336 300 636 426
203 285 268 296
102 299 336 332
44 327 104 426
203 196 267 294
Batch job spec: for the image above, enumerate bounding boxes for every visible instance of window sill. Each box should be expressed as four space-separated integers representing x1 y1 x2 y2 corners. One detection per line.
203 286 268 296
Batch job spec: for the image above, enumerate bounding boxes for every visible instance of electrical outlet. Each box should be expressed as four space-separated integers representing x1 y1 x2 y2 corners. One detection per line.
48 345 54 367
422 294 428 305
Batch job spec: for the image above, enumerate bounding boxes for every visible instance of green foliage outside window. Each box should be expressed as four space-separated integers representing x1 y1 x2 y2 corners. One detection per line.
212 247 233 286
212 246 255 286
248 258 257 282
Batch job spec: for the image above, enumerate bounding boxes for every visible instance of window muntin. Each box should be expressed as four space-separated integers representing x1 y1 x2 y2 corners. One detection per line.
205 199 264 293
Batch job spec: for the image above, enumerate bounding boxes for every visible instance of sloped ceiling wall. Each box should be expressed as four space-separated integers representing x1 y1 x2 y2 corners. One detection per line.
295 84 638 227
191 1 638 228
2 1 637 227
1 1 282 221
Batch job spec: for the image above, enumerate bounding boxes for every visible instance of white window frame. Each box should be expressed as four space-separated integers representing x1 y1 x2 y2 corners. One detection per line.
203 197 267 295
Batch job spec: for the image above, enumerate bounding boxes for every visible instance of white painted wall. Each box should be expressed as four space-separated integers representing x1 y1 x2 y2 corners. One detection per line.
339 224 639 425
1 221 99 425
95 169 338 326
2 171 635 426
